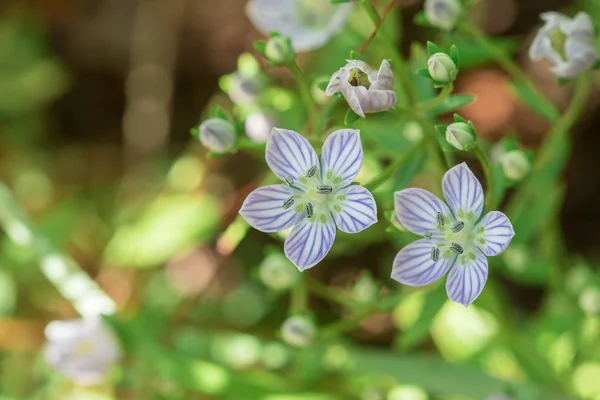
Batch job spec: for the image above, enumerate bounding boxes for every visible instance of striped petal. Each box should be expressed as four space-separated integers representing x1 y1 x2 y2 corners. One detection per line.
370 59 394 91
391 239 456 286
394 188 453 237
239 184 301 233
446 249 488 307
321 129 363 187
284 216 336 271
442 162 484 222
475 211 515 256
333 185 377 234
266 128 319 182
339 70 365 117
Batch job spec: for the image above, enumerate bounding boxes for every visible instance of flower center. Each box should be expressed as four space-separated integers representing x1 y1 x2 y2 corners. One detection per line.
549 28 568 60
347 68 371 88
74 340 95 356
306 189 329 204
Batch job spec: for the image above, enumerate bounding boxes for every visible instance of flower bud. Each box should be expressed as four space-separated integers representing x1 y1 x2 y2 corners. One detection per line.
500 150 530 181
352 272 378 304
424 0 461 31
265 36 295 65
280 315 316 347
259 253 300 291
427 53 457 83
445 122 475 151
197 118 236 153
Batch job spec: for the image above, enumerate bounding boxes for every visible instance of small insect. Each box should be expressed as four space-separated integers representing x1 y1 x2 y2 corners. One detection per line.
424 232 432 240
431 247 440 261
451 221 465 233
304 202 314 219
436 212 445 227
284 176 294 186
282 197 294 210
450 243 464 254
317 185 333 194
306 166 317 178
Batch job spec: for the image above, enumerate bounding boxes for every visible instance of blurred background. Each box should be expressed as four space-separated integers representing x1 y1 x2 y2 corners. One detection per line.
1 0 600 399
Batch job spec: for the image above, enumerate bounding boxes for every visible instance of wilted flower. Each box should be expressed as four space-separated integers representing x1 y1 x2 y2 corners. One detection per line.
281 315 316 347
529 12 597 78
445 121 475 151
424 0 461 31
499 150 530 181
244 112 273 143
428 53 457 83
44 316 121 386
326 59 396 118
246 0 353 52
197 118 236 153
239 128 377 270
392 163 515 306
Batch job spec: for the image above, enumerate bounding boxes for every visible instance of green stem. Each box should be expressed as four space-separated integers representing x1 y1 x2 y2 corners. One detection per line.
473 144 494 210
461 22 560 122
418 83 453 113
308 277 354 307
364 140 427 191
290 274 308 314
288 61 319 134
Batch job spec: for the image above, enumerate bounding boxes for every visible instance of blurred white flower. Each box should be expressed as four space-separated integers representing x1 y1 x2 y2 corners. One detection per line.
44 316 121 386
244 112 273 143
326 59 397 118
529 12 597 78
500 150 530 181
281 315 316 347
246 0 353 52
424 0 461 31
259 252 300 291
197 118 236 153
428 52 458 83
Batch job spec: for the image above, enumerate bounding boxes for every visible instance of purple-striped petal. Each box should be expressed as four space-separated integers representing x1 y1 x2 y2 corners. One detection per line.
394 188 453 237
475 211 515 256
391 239 456 286
321 129 363 187
332 185 377 234
442 162 484 222
446 249 488 307
266 128 319 182
284 215 336 271
239 184 301 233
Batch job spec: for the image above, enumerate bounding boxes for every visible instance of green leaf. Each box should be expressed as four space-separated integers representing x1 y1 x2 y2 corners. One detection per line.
511 79 560 121
426 94 476 116
410 43 435 102
391 149 428 191
213 105 228 120
449 36 519 69
398 285 446 350
449 44 460 67
349 50 362 60
453 113 467 123
252 41 267 56
426 41 442 56
344 107 361 125
413 11 430 27
509 184 564 244
315 80 329 92
415 68 431 78
491 163 506 207
331 0 355 3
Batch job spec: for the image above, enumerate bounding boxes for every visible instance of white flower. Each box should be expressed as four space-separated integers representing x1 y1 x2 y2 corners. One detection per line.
445 122 475 151
198 118 236 153
427 53 458 83
246 0 353 52
424 0 461 31
326 59 397 118
244 112 273 143
529 12 597 78
44 316 121 386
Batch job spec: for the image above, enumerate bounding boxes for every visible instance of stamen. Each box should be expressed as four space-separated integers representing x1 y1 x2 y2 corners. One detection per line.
431 247 440 262
317 185 333 194
450 243 463 254
424 232 432 240
306 166 317 178
451 221 464 233
304 202 314 219
282 197 294 210
284 176 294 186
436 212 445 227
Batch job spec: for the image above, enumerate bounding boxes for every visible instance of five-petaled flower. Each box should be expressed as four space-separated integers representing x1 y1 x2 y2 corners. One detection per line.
326 59 397 118
529 12 597 79
44 315 122 386
391 163 514 307
246 0 353 52
239 128 378 271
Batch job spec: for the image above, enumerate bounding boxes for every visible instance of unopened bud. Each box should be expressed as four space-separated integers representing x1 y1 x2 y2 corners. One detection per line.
197 118 236 153
259 253 300 291
500 150 530 181
424 0 461 31
281 315 316 348
427 53 457 83
445 122 475 151
265 36 295 65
